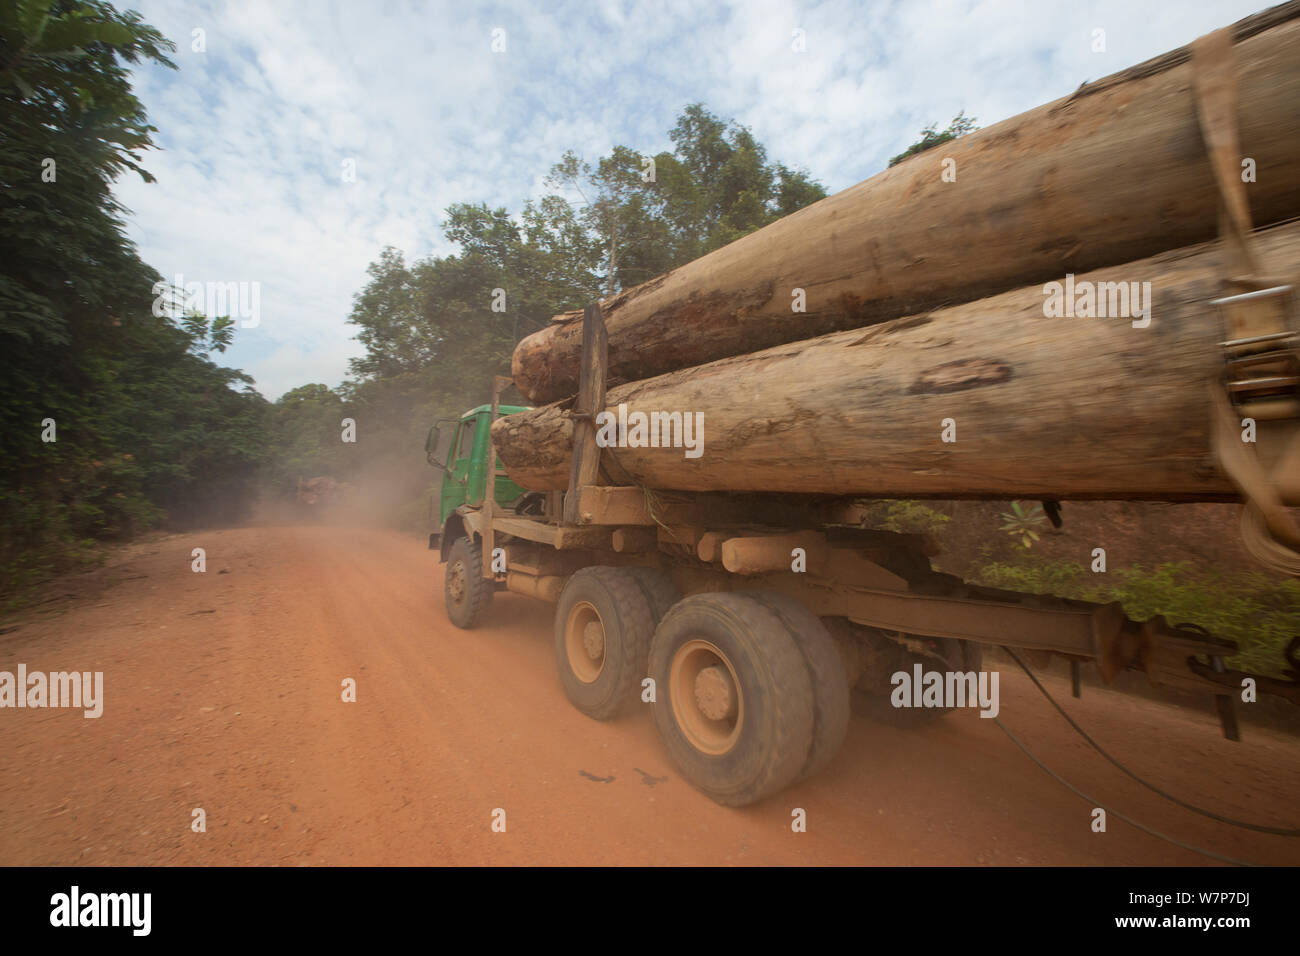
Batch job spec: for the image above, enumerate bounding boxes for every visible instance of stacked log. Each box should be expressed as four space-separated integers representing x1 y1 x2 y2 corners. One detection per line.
511 3 1300 405
492 221 1300 500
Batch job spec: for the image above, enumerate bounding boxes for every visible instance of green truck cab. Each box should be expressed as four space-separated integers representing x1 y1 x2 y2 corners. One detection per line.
425 403 529 556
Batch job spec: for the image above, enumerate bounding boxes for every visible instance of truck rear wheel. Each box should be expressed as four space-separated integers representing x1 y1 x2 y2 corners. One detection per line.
444 536 494 629
555 567 655 720
625 566 680 624
744 592 850 783
649 592 814 806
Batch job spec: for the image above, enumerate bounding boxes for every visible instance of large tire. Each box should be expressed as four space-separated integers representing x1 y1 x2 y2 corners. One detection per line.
852 625 984 728
554 567 655 720
625 566 680 624
444 536 494 629
649 592 815 806
744 592 850 783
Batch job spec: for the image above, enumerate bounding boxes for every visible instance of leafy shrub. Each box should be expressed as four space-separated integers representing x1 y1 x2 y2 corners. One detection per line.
999 500 1047 549
860 500 951 536
974 557 1300 677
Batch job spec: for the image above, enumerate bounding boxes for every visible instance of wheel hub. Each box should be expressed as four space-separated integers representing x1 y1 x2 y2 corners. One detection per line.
670 639 743 755
694 665 736 721
582 621 604 660
564 601 606 684
447 561 466 603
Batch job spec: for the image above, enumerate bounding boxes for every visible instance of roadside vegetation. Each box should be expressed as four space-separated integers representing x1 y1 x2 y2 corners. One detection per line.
1 1 267 599
973 558 1299 678
855 501 1298 677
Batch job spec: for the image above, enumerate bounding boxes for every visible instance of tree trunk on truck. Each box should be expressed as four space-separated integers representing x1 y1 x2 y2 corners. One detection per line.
493 220 1300 502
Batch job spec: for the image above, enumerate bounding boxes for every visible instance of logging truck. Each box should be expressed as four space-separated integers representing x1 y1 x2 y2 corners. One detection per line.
423 305 1297 807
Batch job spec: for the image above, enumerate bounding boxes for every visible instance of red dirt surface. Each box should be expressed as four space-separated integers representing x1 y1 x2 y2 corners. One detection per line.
0 525 1296 865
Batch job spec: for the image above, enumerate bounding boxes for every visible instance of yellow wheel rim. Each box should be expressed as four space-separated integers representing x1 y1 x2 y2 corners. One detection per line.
670 639 743 755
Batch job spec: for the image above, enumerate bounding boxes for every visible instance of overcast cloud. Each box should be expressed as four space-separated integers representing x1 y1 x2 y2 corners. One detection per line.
112 0 1268 400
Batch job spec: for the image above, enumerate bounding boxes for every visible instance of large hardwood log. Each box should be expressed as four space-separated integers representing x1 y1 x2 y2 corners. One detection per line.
511 2 1300 404
492 221 1300 501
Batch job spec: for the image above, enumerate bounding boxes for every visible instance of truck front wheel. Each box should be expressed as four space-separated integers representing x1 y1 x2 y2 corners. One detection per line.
649 593 815 806
444 536 494 629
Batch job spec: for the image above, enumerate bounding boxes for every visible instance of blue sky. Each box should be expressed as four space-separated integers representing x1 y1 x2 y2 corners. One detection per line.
112 0 1269 400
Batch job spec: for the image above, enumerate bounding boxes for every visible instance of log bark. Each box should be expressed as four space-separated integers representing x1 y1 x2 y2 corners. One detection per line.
511 2 1300 404
492 221 1300 501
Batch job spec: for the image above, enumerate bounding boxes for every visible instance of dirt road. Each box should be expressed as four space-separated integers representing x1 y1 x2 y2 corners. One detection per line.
1 525 1296 865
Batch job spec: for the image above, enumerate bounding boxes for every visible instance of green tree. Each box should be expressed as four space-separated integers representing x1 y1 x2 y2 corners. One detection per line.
262 385 348 497
337 103 829 532
545 104 827 294
0 1 268 595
